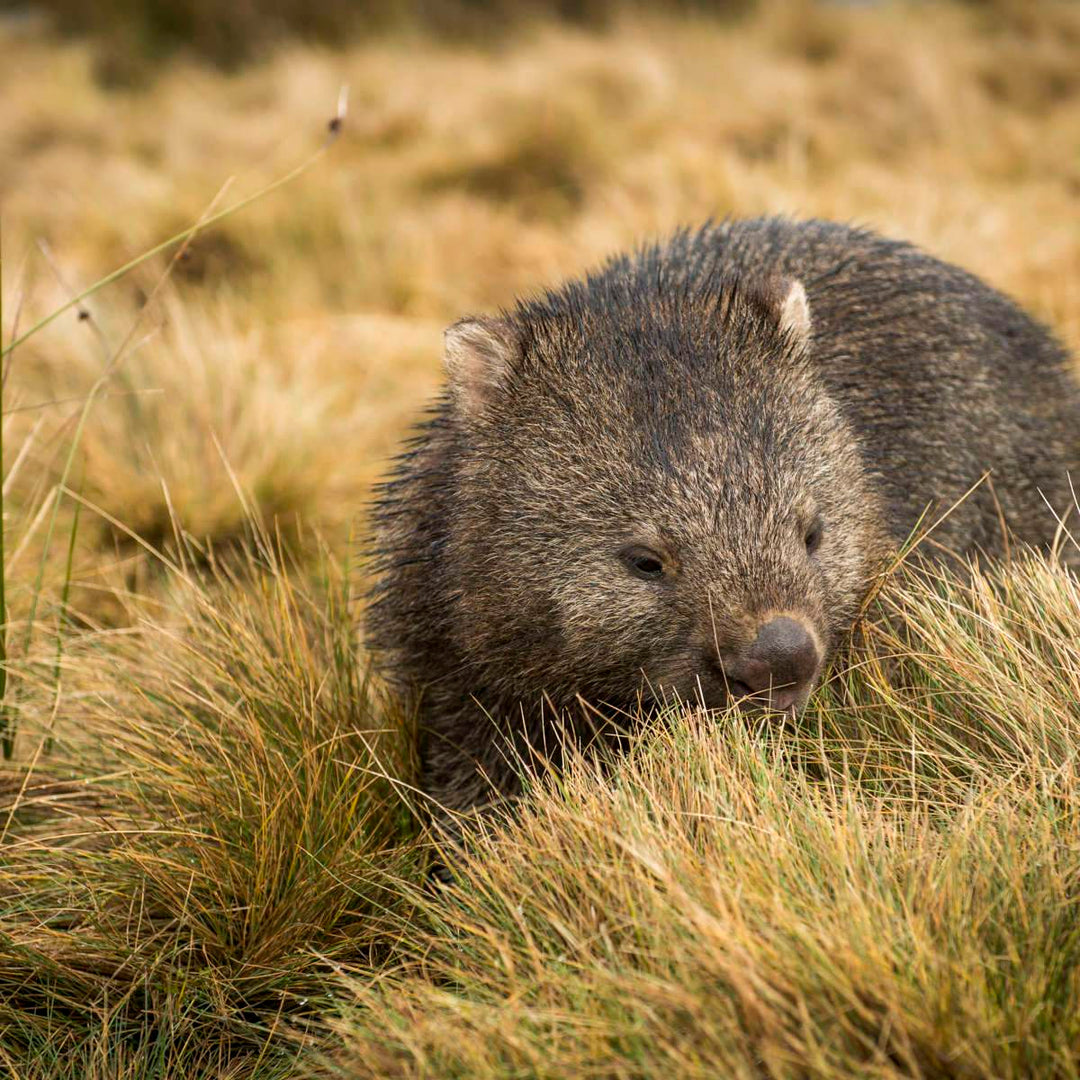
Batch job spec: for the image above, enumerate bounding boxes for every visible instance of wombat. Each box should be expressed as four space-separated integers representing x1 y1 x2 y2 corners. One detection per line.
366 217 1080 827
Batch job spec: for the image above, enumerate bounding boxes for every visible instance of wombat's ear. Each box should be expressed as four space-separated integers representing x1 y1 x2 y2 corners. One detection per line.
777 278 811 349
443 316 520 418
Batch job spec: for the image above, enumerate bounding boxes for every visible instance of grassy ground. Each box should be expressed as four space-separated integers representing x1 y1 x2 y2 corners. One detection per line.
2 1 1080 1076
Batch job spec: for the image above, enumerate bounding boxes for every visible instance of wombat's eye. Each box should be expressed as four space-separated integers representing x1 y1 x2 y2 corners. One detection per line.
621 545 666 581
804 516 824 555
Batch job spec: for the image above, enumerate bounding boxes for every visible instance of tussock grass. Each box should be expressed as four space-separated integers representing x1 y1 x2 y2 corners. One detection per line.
321 555 1080 1080
6 541 1080 1077
0 538 421 1074
21 292 359 558
823 555 1080 798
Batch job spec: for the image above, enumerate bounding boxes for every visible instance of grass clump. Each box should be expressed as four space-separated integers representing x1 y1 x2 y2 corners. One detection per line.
317 553 1080 1080
19 292 358 561
4 545 1080 1077
421 96 609 220
821 553 1080 798
0 538 422 1073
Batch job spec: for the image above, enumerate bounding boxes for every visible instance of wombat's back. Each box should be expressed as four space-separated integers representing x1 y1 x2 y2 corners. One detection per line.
687 219 1080 558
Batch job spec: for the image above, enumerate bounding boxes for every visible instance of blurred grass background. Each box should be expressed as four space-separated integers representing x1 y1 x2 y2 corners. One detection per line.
2 0 1079 628
2 1 1080 1076
3 0 756 76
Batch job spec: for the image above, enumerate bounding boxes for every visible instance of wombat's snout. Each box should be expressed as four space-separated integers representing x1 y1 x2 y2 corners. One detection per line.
720 616 822 712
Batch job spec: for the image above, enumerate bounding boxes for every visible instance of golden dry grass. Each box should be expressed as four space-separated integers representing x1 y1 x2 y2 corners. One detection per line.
2 2 1080 1077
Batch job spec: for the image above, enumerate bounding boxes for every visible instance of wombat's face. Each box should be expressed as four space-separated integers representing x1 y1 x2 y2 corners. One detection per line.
442 279 884 716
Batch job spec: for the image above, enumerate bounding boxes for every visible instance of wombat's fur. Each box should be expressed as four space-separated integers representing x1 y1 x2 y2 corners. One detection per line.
366 218 1080 825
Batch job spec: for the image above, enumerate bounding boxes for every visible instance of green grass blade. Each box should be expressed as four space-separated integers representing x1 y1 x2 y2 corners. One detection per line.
44 479 81 756
0 217 8 757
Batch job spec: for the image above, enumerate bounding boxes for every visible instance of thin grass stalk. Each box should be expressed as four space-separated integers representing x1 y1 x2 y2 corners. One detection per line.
44 481 81 755
0 219 8 757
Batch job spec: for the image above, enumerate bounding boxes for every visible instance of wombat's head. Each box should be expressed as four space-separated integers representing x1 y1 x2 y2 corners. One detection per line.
441 266 885 717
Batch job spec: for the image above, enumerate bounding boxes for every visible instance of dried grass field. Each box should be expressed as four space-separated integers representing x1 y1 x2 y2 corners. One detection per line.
2 2 1080 1077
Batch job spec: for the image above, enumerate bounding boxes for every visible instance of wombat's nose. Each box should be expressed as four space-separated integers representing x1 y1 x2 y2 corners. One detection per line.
721 616 821 712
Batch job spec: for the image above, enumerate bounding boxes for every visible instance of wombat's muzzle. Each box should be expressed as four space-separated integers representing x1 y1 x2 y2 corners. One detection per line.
718 615 822 713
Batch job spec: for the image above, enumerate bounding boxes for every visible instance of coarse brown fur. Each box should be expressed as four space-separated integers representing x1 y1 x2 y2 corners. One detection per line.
365 218 1080 830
